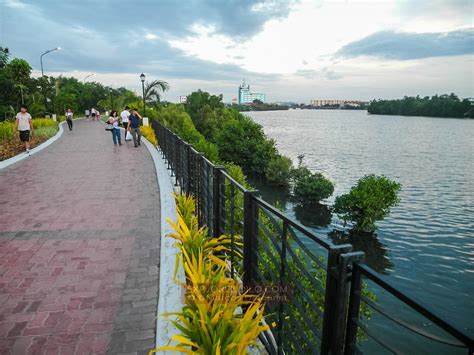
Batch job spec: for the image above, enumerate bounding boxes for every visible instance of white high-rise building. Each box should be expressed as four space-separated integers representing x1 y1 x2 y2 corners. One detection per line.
238 80 266 104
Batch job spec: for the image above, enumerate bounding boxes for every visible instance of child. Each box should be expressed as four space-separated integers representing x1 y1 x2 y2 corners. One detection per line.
14 105 34 154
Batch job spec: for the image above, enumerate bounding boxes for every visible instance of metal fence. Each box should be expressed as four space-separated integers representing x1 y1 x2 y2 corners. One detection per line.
151 120 473 355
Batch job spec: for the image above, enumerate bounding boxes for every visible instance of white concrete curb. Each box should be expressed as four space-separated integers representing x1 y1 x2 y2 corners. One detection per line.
141 137 185 353
0 118 82 170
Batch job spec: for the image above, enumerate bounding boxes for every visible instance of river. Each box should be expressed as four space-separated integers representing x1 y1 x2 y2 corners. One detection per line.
246 109 474 353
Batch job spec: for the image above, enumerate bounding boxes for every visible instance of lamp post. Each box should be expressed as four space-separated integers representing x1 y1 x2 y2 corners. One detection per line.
40 47 61 76
140 73 146 116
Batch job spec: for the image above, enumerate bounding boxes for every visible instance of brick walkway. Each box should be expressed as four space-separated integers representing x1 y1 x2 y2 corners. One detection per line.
0 120 161 355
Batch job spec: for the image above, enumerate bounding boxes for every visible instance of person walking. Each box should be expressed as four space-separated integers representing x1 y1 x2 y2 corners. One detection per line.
120 106 130 141
127 109 142 148
14 104 34 154
108 110 122 146
91 107 96 121
65 108 73 131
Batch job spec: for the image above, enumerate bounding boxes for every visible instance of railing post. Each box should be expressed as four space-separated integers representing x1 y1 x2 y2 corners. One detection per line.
213 166 225 238
334 251 365 354
243 190 258 288
345 259 365 355
321 244 352 354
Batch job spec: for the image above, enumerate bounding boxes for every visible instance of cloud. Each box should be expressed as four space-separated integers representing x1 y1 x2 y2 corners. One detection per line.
1 0 472 102
336 29 474 60
295 67 343 81
0 0 284 83
4 0 294 39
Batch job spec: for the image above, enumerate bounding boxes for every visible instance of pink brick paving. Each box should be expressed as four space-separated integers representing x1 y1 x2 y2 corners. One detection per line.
0 120 161 355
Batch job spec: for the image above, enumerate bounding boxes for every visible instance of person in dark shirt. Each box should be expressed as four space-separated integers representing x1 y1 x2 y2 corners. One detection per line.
127 109 142 147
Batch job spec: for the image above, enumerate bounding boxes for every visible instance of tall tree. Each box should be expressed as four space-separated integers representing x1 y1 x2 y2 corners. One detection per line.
144 79 169 104
7 58 32 105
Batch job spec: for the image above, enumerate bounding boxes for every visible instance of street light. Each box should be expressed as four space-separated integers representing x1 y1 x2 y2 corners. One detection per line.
83 73 95 82
140 73 146 116
40 47 61 76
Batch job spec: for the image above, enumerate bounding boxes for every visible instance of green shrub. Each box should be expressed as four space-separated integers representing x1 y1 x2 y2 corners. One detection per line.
34 126 58 139
156 105 220 163
224 162 253 189
194 137 219 163
0 121 14 140
265 154 293 186
333 174 401 232
293 168 334 203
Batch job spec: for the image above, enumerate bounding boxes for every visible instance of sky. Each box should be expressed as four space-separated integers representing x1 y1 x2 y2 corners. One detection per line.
0 0 473 103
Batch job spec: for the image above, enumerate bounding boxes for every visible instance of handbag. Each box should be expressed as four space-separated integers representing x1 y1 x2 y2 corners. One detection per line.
105 124 114 131
125 131 133 141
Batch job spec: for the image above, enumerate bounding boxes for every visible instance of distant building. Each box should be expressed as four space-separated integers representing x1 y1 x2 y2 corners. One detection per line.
238 80 266 104
179 96 187 103
310 99 367 108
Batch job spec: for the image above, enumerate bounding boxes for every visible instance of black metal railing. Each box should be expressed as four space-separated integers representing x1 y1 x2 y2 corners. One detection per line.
151 120 473 355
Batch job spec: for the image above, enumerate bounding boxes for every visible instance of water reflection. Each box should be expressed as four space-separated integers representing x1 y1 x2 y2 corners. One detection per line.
254 181 290 207
294 203 332 228
328 229 394 274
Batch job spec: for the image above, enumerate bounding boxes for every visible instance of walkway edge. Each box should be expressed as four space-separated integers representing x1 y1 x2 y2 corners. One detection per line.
141 137 185 353
0 118 82 170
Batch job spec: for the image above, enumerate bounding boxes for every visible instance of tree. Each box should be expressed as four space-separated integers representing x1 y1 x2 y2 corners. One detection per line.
7 58 31 105
144 79 169 105
184 90 228 141
216 116 277 176
333 174 401 232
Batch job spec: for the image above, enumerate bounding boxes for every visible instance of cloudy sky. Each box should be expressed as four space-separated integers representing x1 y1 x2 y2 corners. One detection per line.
0 0 473 103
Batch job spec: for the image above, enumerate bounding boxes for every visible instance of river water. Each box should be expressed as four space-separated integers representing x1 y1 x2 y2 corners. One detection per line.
246 109 474 353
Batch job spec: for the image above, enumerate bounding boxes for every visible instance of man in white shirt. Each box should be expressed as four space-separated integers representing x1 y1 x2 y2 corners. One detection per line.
120 106 130 141
14 104 34 154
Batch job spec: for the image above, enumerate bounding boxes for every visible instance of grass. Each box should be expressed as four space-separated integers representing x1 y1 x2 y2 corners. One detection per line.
34 126 58 139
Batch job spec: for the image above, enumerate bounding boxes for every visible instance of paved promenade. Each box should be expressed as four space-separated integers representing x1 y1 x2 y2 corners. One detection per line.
0 120 161 354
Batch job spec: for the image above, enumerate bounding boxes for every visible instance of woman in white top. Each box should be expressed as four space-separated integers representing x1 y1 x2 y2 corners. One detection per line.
14 104 34 154
108 110 122 146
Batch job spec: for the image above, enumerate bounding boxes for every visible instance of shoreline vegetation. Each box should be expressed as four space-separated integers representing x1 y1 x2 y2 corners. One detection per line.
368 93 473 118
